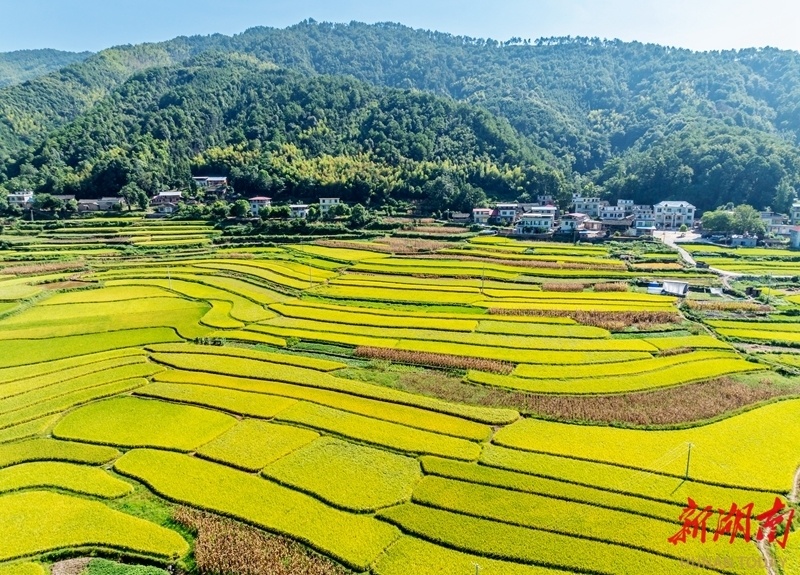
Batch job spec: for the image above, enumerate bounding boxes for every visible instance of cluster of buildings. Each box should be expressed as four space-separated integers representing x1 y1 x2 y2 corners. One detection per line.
6 190 127 213
472 195 698 238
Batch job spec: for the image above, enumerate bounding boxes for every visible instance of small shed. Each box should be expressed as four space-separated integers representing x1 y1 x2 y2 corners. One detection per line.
662 281 689 297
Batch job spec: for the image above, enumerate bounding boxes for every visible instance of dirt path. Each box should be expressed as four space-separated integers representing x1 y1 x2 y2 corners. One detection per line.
791 465 800 503
51 558 91 575
757 538 779 575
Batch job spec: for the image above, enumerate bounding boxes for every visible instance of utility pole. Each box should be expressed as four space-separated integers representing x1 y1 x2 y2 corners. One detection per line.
684 443 693 479
167 265 172 291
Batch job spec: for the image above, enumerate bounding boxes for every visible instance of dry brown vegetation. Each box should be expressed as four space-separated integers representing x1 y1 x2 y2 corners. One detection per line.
542 282 585 292
408 226 469 234
630 262 683 271
414 254 624 270
685 300 772 312
488 308 682 330
1 261 87 275
174 507 351 575
593 282 629 292
315 238 450 254
657 347 693 357
390 371 799 427
355 346 514 374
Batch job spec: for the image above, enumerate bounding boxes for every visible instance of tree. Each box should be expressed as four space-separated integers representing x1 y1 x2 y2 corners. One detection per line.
210 201 230 220
32 193 63 212
119 182 148 211
701 210 734 233
267 205 292 219
325 202 351 219
731 205 766 235
230 199 251 218
348 203 370 228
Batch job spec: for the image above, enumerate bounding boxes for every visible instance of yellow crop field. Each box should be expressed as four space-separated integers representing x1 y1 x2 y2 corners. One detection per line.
492 399 800 491
377 504 715 575
0 438 120 469
0 224 789 574
136 382 299 419
0 491 188 561
262 437 421 511
0 462 132 498
114 449 399 570
149 354 518 424
717 327 800 344
275 402 482 460
53 397 236 451
197 420 319 471
512 350 737 379
412 476 761 572
468 356 763 394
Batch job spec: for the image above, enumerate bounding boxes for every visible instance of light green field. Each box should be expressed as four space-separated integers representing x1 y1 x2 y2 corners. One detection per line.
262 437 421 511
53 397 236 451
197 420 319 471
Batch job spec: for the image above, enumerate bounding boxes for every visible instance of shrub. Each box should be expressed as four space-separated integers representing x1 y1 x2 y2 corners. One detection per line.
541 282 584 292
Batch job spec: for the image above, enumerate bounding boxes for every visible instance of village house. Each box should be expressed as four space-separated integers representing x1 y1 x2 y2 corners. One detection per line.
290 204 310 219
571 195 607 218
77 197 125 213
730 235 758 248
560 213 589 233
472 208 493 225
515 211 555 234
791 227 800 249
761 210 791 236
319 197 341 214
791 202 800 225
151 191 183 206
654 201 696 230
249 197 271 215
495 203 519 225
192 176 228 189
7 190 34 209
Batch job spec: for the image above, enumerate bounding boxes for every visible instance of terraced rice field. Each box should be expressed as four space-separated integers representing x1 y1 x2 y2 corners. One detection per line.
0 223 795 575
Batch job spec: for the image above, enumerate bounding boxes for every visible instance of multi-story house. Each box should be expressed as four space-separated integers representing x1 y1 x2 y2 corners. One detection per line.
7 190 34 209
472 208 493 225
571 196 607 218
495 203 520 224
319 197 341 214
789 202 800 225
654 201 696 230
249 197 271 215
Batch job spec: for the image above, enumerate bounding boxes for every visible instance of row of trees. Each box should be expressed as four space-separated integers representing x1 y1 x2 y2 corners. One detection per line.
701 204 767 235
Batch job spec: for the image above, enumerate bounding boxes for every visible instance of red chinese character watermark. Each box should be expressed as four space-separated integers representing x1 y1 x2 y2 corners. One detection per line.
669 497 795 548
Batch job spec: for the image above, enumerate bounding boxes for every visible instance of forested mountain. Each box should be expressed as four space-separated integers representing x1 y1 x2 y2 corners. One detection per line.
4 54 560 209
0 49 92 88
3 20 800 212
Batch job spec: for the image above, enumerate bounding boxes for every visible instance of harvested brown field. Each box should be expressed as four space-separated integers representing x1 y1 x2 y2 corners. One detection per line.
542 282 585 292
488 308 682 330
389 371 798 427
1 261 87 275
354 346 515 374
685 300 772 312
42 281 96 291
174 507 351 575
593 282 629 292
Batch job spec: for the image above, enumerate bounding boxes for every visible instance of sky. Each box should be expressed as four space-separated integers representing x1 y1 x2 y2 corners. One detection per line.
0 0 798 54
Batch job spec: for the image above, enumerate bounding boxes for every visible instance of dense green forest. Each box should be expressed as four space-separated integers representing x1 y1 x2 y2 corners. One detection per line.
2 20 800 212
0 49 91 88
3 55 561 209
